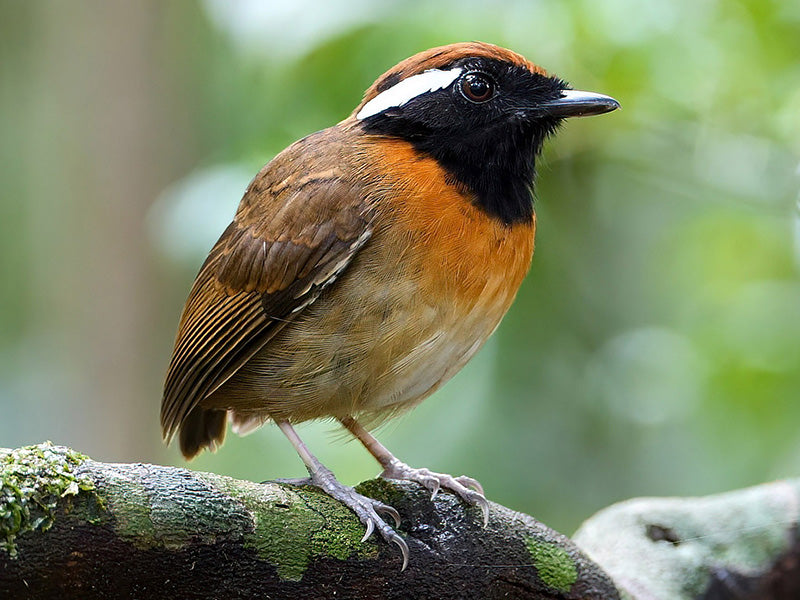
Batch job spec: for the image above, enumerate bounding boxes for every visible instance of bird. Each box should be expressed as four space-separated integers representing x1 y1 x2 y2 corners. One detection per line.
161 41 619 569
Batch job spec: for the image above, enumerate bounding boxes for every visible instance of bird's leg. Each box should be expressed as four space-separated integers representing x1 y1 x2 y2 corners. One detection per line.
339 416 489 526
275 420 409 569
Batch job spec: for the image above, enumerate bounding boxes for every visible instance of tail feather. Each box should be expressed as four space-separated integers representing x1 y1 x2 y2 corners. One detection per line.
178 407 227 459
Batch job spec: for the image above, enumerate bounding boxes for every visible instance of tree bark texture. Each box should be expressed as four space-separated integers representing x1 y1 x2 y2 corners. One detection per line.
2 443 798 599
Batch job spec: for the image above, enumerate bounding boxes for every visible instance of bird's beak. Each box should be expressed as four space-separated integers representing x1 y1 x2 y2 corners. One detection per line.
539 90 620 118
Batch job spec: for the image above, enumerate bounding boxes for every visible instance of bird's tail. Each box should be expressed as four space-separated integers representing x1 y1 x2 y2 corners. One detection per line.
178 407 227 459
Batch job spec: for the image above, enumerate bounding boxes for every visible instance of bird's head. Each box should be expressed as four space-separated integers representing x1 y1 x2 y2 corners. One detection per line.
351 42 619 225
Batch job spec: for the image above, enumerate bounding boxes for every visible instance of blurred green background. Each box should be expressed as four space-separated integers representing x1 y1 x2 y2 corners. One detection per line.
1 0 799 535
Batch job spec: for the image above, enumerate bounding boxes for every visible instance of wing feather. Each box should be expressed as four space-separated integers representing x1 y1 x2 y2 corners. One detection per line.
161 172 372 442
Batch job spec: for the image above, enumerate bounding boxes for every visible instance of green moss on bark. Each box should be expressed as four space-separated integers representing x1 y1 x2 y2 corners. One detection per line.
200 474 377 581
524 537 578 592
0 442 95 558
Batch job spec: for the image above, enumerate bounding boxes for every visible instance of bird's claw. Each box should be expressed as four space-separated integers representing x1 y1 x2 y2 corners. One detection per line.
354 497 408 570
375 501 402 528
417 475 441 499
270 476 313 485
360 518 374 543
470 491 490 527
455 475 484 496
389 531 410 571
295 468 409 570
381 463 490 526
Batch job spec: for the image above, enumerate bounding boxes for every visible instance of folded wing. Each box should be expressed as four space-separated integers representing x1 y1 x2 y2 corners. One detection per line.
160 172 373 444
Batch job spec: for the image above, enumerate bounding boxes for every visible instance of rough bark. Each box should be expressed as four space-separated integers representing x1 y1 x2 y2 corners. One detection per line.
2 443 799 599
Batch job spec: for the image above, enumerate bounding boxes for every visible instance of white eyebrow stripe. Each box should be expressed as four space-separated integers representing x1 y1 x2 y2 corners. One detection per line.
356 68 463 120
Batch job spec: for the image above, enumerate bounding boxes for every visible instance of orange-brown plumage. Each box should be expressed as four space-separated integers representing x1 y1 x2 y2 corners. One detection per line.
364 136 535 303
165 132 533 437
160 42 618 565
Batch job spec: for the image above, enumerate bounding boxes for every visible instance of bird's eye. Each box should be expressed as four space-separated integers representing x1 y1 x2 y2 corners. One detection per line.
460 72 495 103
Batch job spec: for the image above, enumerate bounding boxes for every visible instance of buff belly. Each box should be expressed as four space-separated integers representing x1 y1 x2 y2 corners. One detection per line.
207 222 532 427
208 245 511 424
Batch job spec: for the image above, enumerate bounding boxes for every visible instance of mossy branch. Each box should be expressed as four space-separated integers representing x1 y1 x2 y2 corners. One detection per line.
1 443 799 599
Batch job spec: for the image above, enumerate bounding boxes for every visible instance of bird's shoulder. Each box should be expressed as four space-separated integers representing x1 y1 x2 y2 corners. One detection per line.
218 128 374 295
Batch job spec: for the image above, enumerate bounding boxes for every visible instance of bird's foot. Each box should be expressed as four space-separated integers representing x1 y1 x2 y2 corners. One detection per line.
271 476 313 485
299 465 410 570
380 461 489 526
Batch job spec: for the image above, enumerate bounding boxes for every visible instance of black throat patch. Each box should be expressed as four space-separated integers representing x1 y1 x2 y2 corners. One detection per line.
422 120 558 225
362 116 559 225
358 61 564 225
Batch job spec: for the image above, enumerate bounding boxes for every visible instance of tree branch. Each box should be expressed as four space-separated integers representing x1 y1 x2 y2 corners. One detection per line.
2 443 798 599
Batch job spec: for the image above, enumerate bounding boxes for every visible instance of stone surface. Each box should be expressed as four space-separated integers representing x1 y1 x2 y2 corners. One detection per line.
574 480 800 599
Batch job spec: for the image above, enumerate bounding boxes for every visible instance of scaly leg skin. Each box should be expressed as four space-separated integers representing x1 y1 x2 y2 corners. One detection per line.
339 416 490 527
276 420 410 570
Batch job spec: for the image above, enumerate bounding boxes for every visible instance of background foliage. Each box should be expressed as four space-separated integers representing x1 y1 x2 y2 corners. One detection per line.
1 0 798 534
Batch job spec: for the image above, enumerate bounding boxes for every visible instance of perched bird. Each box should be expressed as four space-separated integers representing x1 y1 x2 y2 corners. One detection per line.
161 42 618 569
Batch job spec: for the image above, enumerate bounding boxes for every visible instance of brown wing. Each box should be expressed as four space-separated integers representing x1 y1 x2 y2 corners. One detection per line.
160 167 372 443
